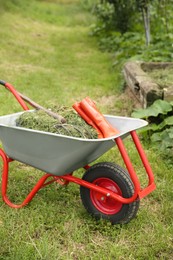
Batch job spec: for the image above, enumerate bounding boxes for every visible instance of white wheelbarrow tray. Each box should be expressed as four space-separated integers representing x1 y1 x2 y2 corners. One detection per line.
0 110 147 176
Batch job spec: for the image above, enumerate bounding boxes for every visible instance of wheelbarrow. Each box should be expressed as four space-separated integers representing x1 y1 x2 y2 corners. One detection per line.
0 80 156 224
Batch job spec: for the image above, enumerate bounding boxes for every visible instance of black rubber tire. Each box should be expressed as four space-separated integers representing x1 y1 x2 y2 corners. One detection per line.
80 162 140 224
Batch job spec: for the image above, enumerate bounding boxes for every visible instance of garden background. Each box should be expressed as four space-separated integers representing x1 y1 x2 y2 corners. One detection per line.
0 0 173 259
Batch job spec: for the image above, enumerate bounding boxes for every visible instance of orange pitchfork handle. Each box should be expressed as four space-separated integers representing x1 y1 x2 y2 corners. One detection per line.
73 97 119 138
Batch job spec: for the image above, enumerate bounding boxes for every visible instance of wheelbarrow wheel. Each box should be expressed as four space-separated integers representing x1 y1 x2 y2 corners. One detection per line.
80 162 140 224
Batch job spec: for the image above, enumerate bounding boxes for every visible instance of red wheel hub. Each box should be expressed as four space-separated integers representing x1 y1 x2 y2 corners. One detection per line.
90 178 123 214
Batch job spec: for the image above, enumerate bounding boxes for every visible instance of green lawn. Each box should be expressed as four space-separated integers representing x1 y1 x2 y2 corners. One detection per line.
0 1 173 259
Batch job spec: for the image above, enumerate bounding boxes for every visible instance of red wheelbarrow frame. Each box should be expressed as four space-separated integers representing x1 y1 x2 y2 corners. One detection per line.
0 81 156 208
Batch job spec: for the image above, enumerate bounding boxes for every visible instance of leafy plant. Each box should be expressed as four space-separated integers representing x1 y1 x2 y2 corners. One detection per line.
80 0 97 11
90 2 115 37
90 0 173 65
132 99 173 162
91 0 137 37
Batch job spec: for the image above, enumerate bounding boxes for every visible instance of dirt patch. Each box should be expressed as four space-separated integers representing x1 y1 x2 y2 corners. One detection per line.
98 88 141 117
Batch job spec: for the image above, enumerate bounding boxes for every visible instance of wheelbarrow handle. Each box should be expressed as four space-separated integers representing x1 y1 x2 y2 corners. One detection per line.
0 80 29 110
0 80 66 123
0 80 5 85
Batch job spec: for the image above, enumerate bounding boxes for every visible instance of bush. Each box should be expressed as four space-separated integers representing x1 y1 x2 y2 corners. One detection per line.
132 99 173 163
90 1 173 64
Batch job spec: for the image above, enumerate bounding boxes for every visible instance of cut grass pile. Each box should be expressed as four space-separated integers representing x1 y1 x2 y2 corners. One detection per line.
16 107 98 139
0 0 173 259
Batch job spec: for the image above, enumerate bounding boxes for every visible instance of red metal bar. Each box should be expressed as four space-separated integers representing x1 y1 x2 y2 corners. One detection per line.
0 129 156 208
115 136 141 200
42 176 70 187
0 137 155 208
115 132 156 200
60 174 138 204
130 131 155 185
3 82 29 110
130 131 156 198
0 149 54 208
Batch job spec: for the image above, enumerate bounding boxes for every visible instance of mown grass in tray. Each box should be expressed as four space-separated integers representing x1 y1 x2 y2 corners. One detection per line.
16 106 98 139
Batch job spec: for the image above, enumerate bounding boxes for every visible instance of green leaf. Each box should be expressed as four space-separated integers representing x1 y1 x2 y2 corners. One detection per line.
131 99 172 119
136 123 159 135
151 132 162 142
149 100 173 116
131 107 152 119
151 128 173 148
157 116 173 130
144 123 160 132
168 127 173 139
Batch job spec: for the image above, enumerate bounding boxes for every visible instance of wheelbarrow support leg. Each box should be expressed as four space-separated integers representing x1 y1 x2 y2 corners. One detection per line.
0 149 53 208
115 131 156 199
